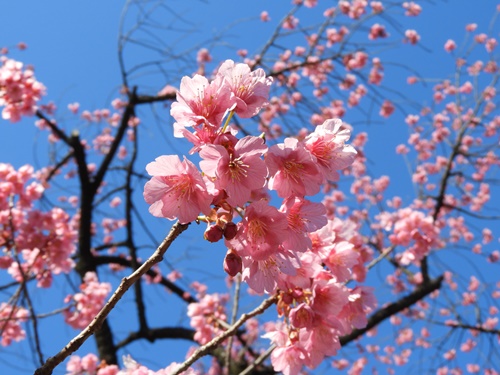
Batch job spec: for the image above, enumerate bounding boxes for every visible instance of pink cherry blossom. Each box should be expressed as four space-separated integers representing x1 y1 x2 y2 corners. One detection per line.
304 118 357 182
280 196 327 253
369 23 388 39
144 155 212 224
370 1 384 13
266 137 323 198
170 74 235 128
269 344 307 375
216 59 273 118
199 135 268 206
188 293 228 344
310 278 350 318
444 39 457 52
227 200 288 261
289 303 315 329
196 48 211 64
260 11 270 22
0 58 46 122
241 249 299 293
403 1 422 16
66 353 119 375
385 208 443 265
405 29 421 44
0 303 28 346
64 272 111 330
299 323 342 367
380 99 395 117
117 355 197 375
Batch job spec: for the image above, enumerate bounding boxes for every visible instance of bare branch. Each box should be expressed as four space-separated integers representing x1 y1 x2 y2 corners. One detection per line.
116 327 196 348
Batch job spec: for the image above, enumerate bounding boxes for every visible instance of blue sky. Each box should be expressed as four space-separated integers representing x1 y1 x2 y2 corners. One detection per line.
1 1 499 374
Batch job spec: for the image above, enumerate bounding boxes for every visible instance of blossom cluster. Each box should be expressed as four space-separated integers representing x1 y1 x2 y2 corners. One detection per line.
66 354 196 375
64 272 111 329
0 302 28 346
66 353 118 375
0 57 45 122
143 59 374 374
378 208 444 266
0 163 77 287
187 293 229 345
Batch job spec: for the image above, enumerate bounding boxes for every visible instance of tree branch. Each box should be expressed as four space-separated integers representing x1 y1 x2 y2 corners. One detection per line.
340 275 444 346
116 327 196 349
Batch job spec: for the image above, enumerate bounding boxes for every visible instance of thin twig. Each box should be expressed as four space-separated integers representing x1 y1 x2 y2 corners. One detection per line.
366 245 396 270
171 293 278 375
238 344 276 375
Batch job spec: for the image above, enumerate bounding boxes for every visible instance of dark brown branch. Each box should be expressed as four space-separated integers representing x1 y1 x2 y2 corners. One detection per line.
445 323 500 335
70 129 116 365
45 151 74 183
91 87 137 193
136 92 176 104
93 241 129 252
35 110 71 145
116 327 195 348
340 275 444 346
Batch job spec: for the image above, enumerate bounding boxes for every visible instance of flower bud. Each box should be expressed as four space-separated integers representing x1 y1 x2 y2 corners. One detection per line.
223 249 242 277
204 224 224 243
223 222 238 240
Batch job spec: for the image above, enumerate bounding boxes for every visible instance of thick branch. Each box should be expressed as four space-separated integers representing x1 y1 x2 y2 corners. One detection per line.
34 221 190 375
136 92 176 104
340 275 444 346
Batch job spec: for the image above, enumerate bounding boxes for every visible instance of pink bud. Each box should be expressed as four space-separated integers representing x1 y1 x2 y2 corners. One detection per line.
223 250 242 277
204 224 224 243
223 222 238 240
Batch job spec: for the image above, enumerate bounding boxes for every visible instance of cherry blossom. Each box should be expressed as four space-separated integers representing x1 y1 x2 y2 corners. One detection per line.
0 58 46 122
199 135 268 207
304 118 357 182
144 155 212 224
0 303 28 346
227 200 288 261
64 272 111 329
266 137 323 198
3 3 500 375
217 59 273 118
171 74 234 129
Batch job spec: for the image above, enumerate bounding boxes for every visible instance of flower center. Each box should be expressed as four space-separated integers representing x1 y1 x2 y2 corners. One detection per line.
248 219 267 240
283 160 304 181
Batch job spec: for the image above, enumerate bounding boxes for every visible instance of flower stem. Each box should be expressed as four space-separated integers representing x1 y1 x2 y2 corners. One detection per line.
221 110 235 133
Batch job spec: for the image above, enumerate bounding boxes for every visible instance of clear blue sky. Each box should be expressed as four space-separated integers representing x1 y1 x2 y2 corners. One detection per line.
0 1 498 374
